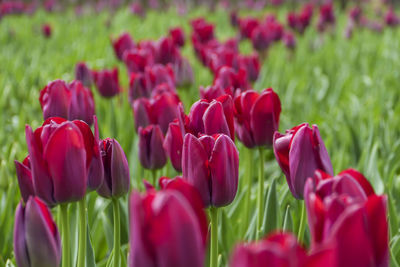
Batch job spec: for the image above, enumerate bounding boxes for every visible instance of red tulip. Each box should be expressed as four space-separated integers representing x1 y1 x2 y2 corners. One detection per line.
283 31 296 50
238 53 260 82
273 123 333 199
238 17 260 39
213 66 250 97
304 169 389 267
14 197 61 267
138 125 167 170
123 48 154 74
171 57 194 87
14 156 34 203
182 133 239 207
97 138 130 199
317 3 335 32
200 85 230 101
169 27 185 47
23 117 103 205
191 18 215 44
234 88 281 148
112 32 135 61
92 67 121 98
75 62 93 88
385 8 400 27
129 190 205 267
42 23 52 38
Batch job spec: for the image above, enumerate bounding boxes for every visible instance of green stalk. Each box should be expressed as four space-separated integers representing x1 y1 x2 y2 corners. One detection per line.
242 148 253 238
210 207 219 267
112 198 121 267
256 147 264 240
77 196 87 267
152 169 157 187
297 201 306 243
60 203 70 267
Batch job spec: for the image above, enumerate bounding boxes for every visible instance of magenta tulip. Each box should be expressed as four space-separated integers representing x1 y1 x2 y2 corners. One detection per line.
182 133 239 207
92 67 121 98
169 27 185 47
123 48 154 74
191 18 215 44
112 32 135 61
273 123 333 199
14 197 61 267
42 23 52 38
129 190 205 267
97 138 130 198
213 66 250 97
138 125 167 170
238 53 260 82
75 62 93 88
234 88 281 148
14 156 34 203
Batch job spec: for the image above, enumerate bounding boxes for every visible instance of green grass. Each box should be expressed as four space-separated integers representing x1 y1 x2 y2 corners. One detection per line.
0 6 400 266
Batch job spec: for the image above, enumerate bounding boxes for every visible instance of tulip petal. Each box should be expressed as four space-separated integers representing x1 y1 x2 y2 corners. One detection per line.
111 139 130 197
133 98 152 132
15 160 34 203
203 100 230 137
163 121 183 172
14 202 30 267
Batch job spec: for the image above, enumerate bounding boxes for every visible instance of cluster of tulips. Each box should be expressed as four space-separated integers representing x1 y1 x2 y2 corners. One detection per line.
11 4 392 267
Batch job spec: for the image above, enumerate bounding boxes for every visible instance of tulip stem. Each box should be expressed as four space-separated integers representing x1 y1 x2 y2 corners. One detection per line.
77 196 87 267
242 148 253 239
297 201 306 244
210 207 219 267
60 203 70 267
152 169 157 187
256 147 264 240
112 198 121 267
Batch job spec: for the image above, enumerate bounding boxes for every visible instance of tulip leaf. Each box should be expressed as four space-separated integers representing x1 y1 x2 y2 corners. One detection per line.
388 191 399 238
86 224 96 267
262 179 278 237
282 205 294 232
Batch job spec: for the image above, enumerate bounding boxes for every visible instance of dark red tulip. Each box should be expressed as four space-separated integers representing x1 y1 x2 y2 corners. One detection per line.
182 133 239 207
385 8 400 27
238 17 260 39
42 23 51 38
14 156 34 203
133 90 181 134
171 57 194 87
92 67 121 98
39 80 95 125
287 4 313 34
14 197 61 267
163 119 183 172
156 36 181 65
213 66 250 97
138 125 167 170
75 62 93 88
97 138 130 199
234 88 281 148
283 31 296 50
230 10 239 27
208 47 239 75
238 53 260 82
159 177 208 245
349 6 362 24
169 27 185 47
112 32 135 61
24 117 103 205
200 85 230 101
129 190 205 267
317 3 335 32
191 18 215 44
304 169 389 267
123 48 154 74
128 72 149 101
273 123 333 199
145 64 176 90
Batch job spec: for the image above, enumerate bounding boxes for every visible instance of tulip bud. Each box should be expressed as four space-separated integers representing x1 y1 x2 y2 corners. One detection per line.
163 120 184 172
112 32 135 61
92 67 121 98
304 169 389 266
234 88 281 148
138 125 167 170
169 27 185 47
129 190 205 267
14 156 34 203
25 117 103 206
123 48 154 74
182 133 239 207
42 23 52 38
213 66 249 96
200 85 230 101
238 53 260 82
75 62 93 88
14 197 61 267
68 81 95 125
273 123 333 199
97 138 130 198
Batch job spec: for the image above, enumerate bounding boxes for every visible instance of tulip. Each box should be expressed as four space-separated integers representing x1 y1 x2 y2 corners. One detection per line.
156 36 181 65
14 197 61 267
238 53 260 82
129 190 205 267
171 57 194 87
42 23 52 38
208 48 239 75
283 31 296 50
200 85 230 101
75 62 93 88
24 117 103 206
169 27 185 47
273 123 333 199
234 88 281 148
317 3 335 32
97 138 130 199
213 66 249 97
92 67 121 98
138 125 167 170
159 177 208 245
132 90 181 134
191 18 215 44
238 17 260 39
14 156 34 203
112 32 135 61
304 169 389 267
385 8 400 27
123 48 154 74
163 119 183 172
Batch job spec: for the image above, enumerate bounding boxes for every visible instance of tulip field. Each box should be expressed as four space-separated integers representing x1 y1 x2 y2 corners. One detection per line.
1 1 400 266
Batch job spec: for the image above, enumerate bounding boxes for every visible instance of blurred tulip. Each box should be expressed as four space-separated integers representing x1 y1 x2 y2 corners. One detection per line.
24 117 103 205
123 48 154 74
273 123 333 199
200 85 230 101
97 138 130 198
317 3 335 32
234 88 281 148
283 31 296 50
14 197 61 267
112 32 135 61
92 67 121 98
42 23 51 38
213 66 250 96
171 57 194 87
304 169 389 267
132 89 181 134
287 4 313 34
14 156 34 203
138 125 167 170
238 17 260 39
163 119 183 172
169 27 185 47
130 2 145 17
385 8 400 27
182 133 239 207
191 18 215 44
39 80 95 125
129 190 205 267
238 53 260 82
75 62 93 88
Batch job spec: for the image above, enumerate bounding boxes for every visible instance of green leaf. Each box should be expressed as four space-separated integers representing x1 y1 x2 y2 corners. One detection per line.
262 179 278 237
86 224 96 267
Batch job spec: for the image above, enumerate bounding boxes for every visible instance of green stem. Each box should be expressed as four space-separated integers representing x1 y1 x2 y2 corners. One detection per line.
77 196 87 267
210 207 219 267
60 203 70 267
112 198 121 267
242 148 253 238
256 147 264 240
152 169 157 187
297 201 306 244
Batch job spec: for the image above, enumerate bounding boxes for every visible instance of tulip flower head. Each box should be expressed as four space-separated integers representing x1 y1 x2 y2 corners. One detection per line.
273 123 333 199
92 67 121 98
75 62 93 88
169 27 185 47
14 197 61 267
42 23 52 38
112 32 135 61
138 125 167 170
